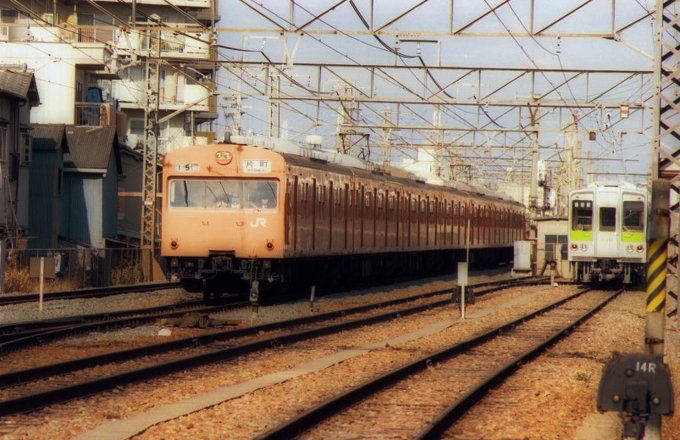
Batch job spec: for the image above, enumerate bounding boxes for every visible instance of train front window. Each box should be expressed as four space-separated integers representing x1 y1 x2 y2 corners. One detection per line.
623 201 644 232
169 179 278 210
571 200 592 231
599 207 616 232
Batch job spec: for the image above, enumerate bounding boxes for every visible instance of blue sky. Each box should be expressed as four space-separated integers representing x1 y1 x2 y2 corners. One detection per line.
214 0 657 188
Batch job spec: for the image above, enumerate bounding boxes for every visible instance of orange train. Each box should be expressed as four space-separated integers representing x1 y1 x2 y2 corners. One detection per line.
160 137 527 301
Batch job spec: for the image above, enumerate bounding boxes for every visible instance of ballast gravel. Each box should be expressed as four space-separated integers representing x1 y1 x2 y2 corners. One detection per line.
0 271 678 439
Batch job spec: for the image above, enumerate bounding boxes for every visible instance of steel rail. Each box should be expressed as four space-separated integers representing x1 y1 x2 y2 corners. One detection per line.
0 278 548 415
0 281 181 306
0 277 545 353
254 287 616 439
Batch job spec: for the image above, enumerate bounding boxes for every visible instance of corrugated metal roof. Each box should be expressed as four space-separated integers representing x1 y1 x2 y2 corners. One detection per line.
0 70 40 105
31 124 68 152
64 125 121 172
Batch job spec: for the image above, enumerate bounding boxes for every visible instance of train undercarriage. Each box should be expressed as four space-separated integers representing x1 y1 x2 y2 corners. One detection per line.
167 246 514 303
571 259 645 285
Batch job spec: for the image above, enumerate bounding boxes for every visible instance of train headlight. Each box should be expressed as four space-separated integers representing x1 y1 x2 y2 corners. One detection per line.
580 243 588 251
266 241 274 251
170 239 179 250
637 245 644 253
571 243 578 251
626 244 635 253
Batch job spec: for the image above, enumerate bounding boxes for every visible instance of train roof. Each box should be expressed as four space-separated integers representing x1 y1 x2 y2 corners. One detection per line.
586 181 643 191
228 135 523 207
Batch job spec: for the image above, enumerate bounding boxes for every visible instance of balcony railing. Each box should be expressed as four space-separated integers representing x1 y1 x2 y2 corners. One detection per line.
89 0 211 7
0 23 114 45
115 27 211 59
75 103 117 127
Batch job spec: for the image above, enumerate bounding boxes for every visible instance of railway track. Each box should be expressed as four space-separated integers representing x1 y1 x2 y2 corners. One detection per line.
0 277 548 417
0 277 546 354
0 298 242 352
255 288 619 439
0 281 181 306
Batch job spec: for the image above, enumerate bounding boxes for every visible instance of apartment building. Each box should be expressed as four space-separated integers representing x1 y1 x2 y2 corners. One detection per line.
0 0 218 152
0 0 219 250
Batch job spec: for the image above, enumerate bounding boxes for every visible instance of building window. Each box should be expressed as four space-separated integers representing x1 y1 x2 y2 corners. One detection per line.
21 133 31 164
130 119 145 135
1 10 18 24
0 127 7 160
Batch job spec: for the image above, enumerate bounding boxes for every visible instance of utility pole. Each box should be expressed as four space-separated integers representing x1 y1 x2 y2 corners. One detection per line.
268 67 280 138
380 108 392 165
528 104 540 212
140 20 161 281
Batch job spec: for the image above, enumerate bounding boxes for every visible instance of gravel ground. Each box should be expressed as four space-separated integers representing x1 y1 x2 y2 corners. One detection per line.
1 270 678 439
0 288 196 325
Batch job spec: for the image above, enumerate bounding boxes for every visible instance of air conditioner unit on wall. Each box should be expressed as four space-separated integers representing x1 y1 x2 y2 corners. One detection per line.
0 26 9 42
41 13 54 25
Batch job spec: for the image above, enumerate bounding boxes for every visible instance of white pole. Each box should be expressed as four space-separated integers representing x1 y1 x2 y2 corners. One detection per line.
458 262 468 320
310 285 316 312
39 257 44 312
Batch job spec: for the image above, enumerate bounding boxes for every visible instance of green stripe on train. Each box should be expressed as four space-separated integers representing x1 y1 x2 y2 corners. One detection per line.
570 230 643 243
622 231 644 242
570 230 593 241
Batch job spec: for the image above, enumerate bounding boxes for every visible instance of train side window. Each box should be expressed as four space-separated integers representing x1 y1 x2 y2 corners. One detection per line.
623 201 644 232
571 200 592 231
599 207 616 231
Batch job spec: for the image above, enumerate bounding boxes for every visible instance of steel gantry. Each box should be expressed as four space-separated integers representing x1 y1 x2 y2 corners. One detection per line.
219 0 658 212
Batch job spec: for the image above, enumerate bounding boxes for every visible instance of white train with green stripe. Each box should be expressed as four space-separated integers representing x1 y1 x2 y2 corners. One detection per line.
568 182 647 284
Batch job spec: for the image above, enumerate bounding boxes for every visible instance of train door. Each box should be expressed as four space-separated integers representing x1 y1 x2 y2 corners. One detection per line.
311 178 317 251
371 188 383 249
377 190 387 249
594 188 619 258
392 191 400 249
621 190 646 259
425 197 432 246
354 184 362 252
417 196 424 248
286 176 298 250
344 183 350 251
317 181 330 252
328 181 334 250
386 191 396 248
454 201 460 245
298 180 309 252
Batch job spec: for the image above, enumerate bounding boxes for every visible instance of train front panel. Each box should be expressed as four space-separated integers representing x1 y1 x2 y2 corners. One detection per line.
161 144 287 298
568 182 647 283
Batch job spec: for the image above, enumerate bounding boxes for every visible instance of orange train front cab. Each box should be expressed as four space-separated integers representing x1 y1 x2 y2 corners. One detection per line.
161 144 286 300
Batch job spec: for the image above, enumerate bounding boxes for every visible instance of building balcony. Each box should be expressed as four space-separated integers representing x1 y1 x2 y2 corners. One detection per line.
115 27 211 60
117 83 213 113
75 103 127 138
0 22 114 47
89 0 212 7
75 103 115 126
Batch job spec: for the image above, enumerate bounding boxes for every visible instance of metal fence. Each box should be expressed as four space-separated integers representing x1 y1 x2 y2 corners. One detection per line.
6 247 163 292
